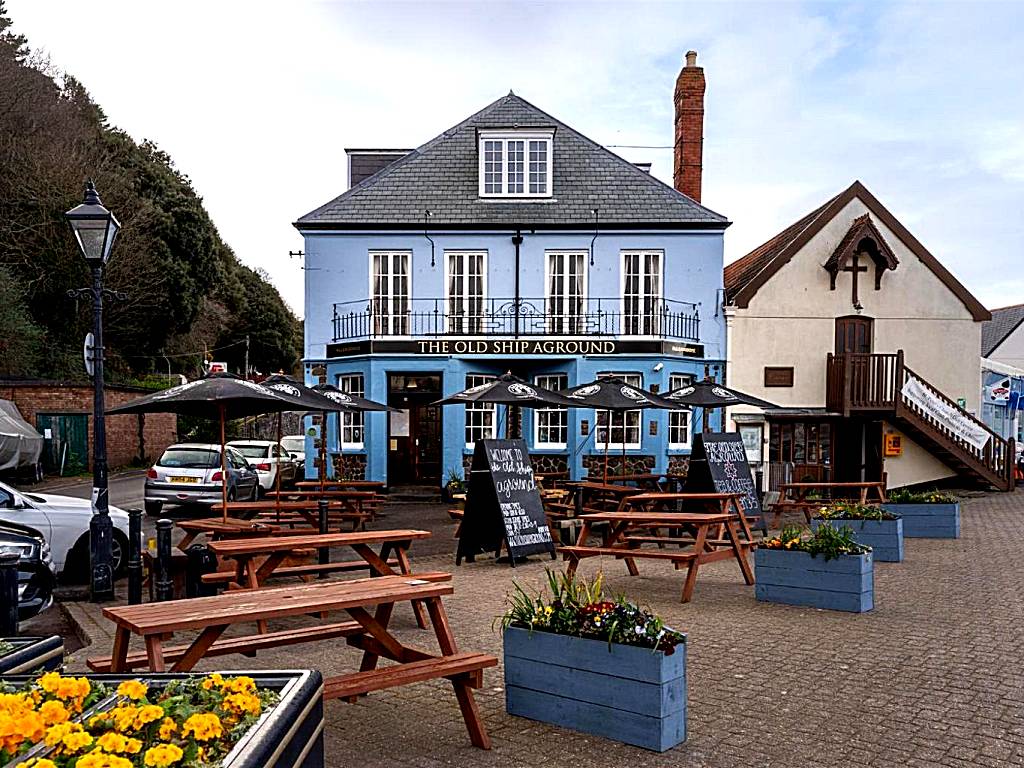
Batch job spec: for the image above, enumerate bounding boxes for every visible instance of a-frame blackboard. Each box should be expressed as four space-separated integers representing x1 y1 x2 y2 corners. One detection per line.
684 432 767 533
456 439 555 566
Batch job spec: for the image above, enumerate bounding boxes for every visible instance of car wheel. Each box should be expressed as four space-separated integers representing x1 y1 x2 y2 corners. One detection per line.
111 531 129 576
145 500 162 516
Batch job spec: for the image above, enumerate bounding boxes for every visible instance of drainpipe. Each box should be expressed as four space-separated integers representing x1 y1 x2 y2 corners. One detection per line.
512 229 524 338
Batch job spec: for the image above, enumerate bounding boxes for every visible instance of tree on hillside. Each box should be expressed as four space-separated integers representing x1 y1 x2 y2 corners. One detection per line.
0 1 300 381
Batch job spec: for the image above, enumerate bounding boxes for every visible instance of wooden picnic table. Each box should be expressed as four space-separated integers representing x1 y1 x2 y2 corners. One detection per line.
558 503 755 603
563 481 644 515
772 481 888 526
89 576 496 748
295 479 387 492
616 492 758 541
175 517 305 549
227 498 372 529
205 529 432 627
604 473 671 491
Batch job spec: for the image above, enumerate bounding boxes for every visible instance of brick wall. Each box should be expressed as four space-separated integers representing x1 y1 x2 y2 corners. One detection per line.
0 382 178 471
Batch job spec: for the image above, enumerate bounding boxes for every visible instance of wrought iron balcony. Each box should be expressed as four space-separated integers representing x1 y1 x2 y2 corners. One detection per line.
331 297 700 342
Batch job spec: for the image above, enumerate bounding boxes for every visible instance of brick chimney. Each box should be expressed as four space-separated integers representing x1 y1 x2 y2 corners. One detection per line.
674 50 705 202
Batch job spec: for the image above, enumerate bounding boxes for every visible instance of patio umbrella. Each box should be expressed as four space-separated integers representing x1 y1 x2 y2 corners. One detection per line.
433 372 576 440
261 374 359 512
560 377 678 482
663 378 779 433
107 372 309 521
312 383 394 488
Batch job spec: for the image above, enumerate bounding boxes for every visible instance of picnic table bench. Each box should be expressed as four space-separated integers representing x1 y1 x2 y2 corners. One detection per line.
88 576 496 748
771 481 888 527
558 506 755 603
175 517 313 549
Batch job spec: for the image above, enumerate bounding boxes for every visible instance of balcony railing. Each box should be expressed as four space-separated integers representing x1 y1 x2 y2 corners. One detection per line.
331 297 700 342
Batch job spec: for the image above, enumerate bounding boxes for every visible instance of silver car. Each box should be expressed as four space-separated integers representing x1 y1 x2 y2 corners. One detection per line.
144 443 259 516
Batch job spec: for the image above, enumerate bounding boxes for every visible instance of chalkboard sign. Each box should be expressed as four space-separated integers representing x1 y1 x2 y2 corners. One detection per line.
684 432 767 533
456 439 555 566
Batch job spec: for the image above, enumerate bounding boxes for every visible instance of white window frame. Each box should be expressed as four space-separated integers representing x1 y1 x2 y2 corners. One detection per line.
533 373 568 448
464 373 497 447
369 250 412 336
478 131 554 198
594 372 642 450
337 373 365 449
668 373 693 450
444 251 487 334
620 250 663 337
544 251 588 335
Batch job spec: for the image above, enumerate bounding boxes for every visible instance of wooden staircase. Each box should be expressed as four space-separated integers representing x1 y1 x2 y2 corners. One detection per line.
826 350 1015 491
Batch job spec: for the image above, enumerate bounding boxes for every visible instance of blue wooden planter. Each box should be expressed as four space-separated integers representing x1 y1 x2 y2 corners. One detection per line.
503 626 687 752
755 548 874 612
880 502 960 538
810 517 904 562
1 670 324 768
0 636 63 675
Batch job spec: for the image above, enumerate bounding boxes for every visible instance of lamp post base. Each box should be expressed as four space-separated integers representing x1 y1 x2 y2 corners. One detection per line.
89 512 115 602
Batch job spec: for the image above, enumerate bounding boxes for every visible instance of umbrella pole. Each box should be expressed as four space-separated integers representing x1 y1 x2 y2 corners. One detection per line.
337 410 345 480
603 410 610 484
319 410 327 493
220 404 228 523
275 411 282 519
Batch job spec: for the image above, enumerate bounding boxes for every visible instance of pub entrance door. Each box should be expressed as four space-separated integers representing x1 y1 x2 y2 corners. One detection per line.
387 373 442 485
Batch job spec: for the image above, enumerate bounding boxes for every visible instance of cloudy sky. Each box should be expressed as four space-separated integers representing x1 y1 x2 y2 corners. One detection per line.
8 0 1023 315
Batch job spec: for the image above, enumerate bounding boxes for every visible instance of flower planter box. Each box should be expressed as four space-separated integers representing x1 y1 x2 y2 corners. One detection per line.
0 635 63 675
1 670 324 768
810 517 904 562
881 502 960 538
503 626 686 752
755 548 874 613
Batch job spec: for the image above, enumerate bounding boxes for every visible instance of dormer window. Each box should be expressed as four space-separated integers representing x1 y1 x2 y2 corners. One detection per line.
478 130 553 197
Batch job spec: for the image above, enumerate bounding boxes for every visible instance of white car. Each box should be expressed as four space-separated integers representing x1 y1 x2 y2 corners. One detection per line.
0 480 129 577
226 440 299 493
280 435 306 466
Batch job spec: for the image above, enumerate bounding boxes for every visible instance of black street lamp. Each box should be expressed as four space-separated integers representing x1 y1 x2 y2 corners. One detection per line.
65 180 120 602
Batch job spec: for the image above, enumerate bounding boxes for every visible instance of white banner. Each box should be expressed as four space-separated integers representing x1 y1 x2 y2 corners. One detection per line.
901 377 990 451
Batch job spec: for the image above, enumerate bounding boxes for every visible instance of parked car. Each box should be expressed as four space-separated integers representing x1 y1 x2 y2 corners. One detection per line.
0 480 130 578
144 443 259 516
0 519 56 620
227 440 299 493
280 435 306 467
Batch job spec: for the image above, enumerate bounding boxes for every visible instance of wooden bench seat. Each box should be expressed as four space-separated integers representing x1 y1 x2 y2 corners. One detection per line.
558 545 698 562
201 558 403 584
88 621 363 673
323 652 497 700
624 535 755 548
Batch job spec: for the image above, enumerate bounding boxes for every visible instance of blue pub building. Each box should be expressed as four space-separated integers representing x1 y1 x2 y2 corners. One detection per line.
295 53 730 487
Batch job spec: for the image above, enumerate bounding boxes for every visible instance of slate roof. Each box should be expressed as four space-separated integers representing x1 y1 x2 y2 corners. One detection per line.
982 304 1024 356
295 93 728 229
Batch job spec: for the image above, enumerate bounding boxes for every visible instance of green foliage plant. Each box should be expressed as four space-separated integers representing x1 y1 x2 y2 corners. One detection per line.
760 523 870 561
499 569 686 654
816 502 897 521
887 488 957 504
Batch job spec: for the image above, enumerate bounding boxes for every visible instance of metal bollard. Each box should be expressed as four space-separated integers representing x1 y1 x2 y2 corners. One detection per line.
0 552 20 636
318 498 329 575
155 519 173 602
127 509 143 605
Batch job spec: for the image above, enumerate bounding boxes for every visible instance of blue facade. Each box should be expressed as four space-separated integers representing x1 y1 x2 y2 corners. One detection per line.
299 227 726 485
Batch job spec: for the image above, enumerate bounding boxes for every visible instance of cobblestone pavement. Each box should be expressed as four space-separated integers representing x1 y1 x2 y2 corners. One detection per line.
61 491 1024 767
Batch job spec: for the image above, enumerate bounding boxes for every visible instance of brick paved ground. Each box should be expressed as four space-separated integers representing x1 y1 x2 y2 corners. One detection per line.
61 491 1024 767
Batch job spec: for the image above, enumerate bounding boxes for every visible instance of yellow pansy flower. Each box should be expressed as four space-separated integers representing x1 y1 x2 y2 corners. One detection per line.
143 743 184 768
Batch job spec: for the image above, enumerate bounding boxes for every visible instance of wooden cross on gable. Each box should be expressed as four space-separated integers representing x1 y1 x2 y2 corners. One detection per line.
841 251 869 305
825 215 900 307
